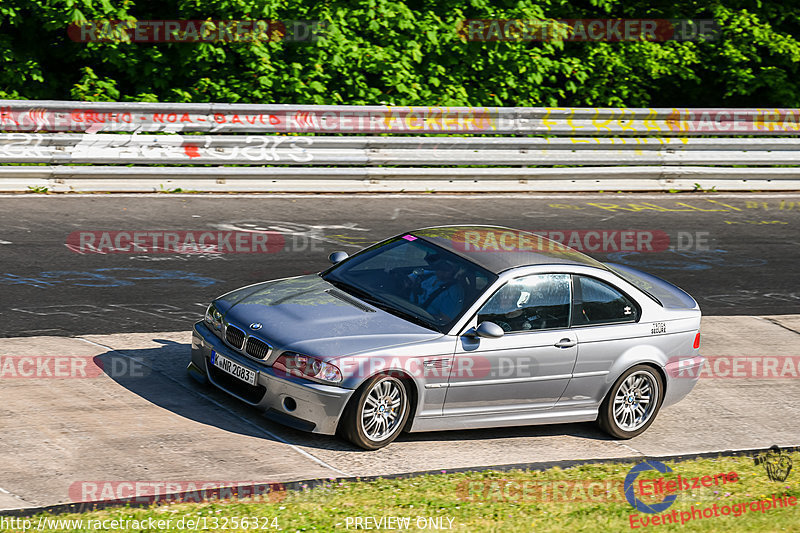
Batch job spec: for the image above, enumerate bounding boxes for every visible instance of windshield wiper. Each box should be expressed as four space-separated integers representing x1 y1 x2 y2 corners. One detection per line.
326 278 441 332
381 306 441 333
326 278 380 304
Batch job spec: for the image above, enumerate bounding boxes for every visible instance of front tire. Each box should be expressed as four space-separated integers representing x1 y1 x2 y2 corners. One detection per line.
340 374 410 450
598 365 664 439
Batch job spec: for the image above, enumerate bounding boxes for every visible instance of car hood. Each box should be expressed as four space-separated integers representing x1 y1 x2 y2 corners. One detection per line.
216 274 442 359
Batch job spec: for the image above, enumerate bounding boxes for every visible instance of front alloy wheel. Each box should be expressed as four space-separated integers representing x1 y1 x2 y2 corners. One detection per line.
340 374 410 450
598 365 664 439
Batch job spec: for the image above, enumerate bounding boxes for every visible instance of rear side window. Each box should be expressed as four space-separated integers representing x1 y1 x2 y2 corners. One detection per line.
572 276 638 326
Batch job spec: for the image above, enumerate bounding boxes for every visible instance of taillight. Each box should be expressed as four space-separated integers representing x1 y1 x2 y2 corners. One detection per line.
693 332 701 349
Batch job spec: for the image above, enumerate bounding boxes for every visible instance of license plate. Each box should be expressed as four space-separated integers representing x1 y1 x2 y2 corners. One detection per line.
211 350 257 386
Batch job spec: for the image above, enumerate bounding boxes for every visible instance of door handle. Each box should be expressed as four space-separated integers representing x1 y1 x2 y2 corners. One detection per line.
554 338 577 348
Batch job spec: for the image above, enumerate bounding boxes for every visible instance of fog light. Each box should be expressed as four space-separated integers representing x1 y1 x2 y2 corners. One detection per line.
283 397 297 412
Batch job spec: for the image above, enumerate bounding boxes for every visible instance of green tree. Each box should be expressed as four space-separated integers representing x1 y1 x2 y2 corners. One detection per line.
0 0 798 107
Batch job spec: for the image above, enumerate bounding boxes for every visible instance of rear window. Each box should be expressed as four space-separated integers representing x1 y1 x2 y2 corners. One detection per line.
606 263 698 309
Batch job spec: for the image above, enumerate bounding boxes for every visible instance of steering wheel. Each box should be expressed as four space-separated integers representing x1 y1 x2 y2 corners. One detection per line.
525 308 563 330
384 268 420 296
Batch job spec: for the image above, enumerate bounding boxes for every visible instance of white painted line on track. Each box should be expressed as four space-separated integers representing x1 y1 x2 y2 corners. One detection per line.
76 337 350 478
0 484 33 510
611 442 644 456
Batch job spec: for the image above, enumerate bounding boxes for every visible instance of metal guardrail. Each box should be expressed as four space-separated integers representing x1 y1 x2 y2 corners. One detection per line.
4 101 800 135
3 134 800 165
4 166 799 193
2 100 800 192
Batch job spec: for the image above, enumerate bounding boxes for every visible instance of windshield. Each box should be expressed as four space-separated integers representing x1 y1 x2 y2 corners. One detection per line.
322 235 497 333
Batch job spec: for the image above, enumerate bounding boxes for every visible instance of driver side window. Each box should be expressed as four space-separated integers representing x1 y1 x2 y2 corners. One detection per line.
477 273 571 333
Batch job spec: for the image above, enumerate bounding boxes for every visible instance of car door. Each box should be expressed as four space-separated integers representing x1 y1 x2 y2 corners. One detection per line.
556 274 642 409
443 273 578 417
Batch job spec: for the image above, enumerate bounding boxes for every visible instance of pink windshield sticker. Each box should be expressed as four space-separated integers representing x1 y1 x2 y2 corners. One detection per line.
402 235 418 241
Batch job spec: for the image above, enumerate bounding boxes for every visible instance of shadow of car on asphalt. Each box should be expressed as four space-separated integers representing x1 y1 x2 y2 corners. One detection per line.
95 339 616 455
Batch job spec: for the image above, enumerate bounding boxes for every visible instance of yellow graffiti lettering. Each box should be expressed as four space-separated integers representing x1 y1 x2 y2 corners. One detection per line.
667 108 690 132
674 202 729 212
624 203 674 212
474 106 496 131
462 108 476 130
592 109 614 132
585 203 635 212
783 111 800 131
427 107 443 131
616 109 636 133
644 109 662 132
765 110 781 131
442 112 458 129
404 112 422 130
704 199 742 211
548 203 584 210
566 108 583 131
543 107 565 132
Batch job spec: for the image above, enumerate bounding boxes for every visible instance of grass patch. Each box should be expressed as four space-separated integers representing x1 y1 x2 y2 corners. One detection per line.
10 453 800 532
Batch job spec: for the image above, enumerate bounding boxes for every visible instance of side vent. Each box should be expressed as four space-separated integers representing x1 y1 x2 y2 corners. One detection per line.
325 289 376 313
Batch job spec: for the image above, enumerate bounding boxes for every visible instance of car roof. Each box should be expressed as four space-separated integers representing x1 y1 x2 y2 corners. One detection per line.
410 225 609 274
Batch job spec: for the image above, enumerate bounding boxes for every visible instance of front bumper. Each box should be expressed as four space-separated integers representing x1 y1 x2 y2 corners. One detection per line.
189 321 355 435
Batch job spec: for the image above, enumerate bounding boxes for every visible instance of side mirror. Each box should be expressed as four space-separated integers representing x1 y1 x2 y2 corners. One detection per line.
469 321 505 339
328 251 349 264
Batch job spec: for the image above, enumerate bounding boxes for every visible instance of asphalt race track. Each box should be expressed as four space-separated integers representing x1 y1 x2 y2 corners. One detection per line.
1 193 799 511
0 193 798 337
2 316 799 510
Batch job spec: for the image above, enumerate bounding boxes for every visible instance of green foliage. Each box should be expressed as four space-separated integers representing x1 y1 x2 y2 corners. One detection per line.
1 1 799 107
25 454 800 533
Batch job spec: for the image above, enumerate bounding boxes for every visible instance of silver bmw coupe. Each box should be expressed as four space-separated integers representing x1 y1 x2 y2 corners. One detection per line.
189 226 703 449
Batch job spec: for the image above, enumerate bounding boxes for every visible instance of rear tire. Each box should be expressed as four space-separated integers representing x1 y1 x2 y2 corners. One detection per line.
339 374 410 450
598 365 664 439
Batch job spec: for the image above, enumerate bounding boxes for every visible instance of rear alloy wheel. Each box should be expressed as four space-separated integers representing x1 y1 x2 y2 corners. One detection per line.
341 374 410 450
598 365 664 439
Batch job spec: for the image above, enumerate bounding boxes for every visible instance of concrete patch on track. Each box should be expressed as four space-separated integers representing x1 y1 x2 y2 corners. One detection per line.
0 334 339 510
0 316 798 509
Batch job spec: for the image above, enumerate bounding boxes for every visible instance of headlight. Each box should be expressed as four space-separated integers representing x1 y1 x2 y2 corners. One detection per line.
204 303 223 333
274 352 342 384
